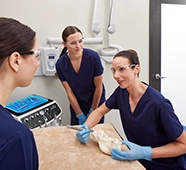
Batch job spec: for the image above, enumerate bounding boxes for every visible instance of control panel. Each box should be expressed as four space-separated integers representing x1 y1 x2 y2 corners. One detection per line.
5 95 63 129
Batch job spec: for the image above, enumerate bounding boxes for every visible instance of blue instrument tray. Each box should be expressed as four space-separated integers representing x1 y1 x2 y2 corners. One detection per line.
6 95 48 114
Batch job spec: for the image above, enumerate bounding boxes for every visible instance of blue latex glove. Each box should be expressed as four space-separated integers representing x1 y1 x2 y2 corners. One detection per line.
76 124 90 144
86 108 93 118
111 140 152 161
76 113 86 125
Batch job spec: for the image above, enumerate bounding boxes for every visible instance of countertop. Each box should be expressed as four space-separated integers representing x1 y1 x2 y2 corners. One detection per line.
32 123 146 170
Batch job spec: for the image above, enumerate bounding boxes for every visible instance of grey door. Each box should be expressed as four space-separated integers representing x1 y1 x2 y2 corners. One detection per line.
149 0 186 125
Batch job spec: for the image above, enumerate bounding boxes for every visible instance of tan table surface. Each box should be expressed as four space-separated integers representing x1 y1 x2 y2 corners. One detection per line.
32 123 146 170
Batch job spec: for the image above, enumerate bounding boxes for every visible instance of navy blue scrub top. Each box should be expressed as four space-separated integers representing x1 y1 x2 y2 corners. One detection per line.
106 84 186 170
56 48 106 111
0 105 38 170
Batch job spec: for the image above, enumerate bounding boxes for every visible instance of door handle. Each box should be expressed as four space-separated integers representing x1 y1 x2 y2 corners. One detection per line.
155 73 167 79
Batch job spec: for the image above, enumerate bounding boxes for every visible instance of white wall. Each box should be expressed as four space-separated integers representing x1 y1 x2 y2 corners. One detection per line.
0 0 149 138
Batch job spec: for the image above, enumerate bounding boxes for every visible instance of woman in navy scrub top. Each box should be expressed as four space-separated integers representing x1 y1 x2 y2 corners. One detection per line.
76 50 186 170
56 26 105 125
0 17 39 170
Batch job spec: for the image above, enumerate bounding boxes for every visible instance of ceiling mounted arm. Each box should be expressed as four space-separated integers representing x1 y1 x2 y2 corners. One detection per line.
107 0 116 34
92 0 101 35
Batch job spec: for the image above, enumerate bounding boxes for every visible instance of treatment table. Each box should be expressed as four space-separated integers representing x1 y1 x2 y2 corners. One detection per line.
32 123 146 170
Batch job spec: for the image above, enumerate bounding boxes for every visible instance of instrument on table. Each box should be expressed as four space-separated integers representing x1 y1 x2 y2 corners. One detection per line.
67 125 94 132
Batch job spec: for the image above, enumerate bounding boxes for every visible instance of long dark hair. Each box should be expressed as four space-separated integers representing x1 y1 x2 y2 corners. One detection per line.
0 17 36 67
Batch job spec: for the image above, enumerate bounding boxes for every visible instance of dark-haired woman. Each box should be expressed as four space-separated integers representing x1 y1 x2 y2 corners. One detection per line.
76 49 186 170
56 26 105 125
0 17 39 169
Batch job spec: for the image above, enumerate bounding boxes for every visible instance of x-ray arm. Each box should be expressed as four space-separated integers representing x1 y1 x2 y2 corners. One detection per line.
107 0 116 34
92 0 101 34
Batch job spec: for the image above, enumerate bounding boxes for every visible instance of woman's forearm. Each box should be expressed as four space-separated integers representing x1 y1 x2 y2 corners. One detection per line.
67 91 82 115
152 131 186 158
85 103 110 128
91 85 102 110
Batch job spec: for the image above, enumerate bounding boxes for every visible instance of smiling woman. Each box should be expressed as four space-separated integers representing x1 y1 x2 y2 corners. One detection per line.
55 25 106 126
76 49 186 170
0 17 39 170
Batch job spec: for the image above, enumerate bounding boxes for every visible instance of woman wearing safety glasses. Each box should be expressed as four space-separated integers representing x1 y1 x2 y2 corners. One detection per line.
76 49 186 170
0 17 39 169
55 26 106 125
